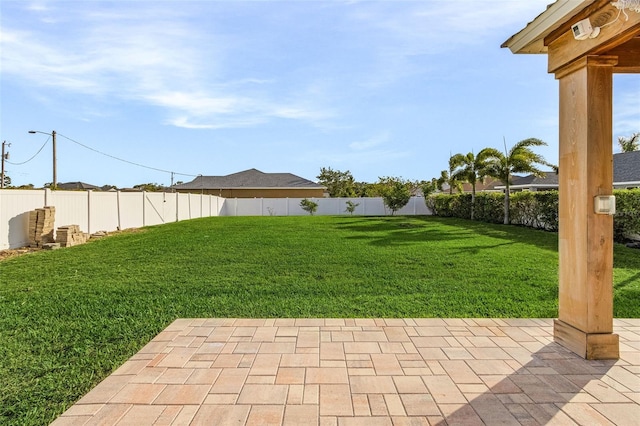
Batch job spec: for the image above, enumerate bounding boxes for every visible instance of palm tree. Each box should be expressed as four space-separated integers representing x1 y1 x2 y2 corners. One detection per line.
618 132 639 152
480 138 554 225
450 151 491 220
439 156 463 195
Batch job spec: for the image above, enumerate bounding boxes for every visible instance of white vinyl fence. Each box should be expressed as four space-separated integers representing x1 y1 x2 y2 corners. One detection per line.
221 196 429 217
0 190 431 249
0 189 224 249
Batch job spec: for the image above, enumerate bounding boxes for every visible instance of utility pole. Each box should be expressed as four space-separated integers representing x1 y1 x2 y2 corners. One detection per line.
51 131 57 190
28 130 57 190
1 141 9 189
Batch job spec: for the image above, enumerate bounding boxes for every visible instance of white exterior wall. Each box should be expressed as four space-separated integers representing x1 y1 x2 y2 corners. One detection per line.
0 190 431 249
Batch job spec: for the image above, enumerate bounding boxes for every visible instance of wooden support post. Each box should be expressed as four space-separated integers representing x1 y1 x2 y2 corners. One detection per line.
554 55 619 359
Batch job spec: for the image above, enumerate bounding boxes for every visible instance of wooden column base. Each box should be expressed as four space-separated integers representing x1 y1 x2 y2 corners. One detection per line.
554 319 619 360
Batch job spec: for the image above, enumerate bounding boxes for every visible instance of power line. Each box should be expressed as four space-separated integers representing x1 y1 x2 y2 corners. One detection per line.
6 137 50 165
57 133 199 178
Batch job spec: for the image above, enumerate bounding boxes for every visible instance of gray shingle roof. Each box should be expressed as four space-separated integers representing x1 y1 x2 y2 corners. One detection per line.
512 171 559 187
58 181 101 190
505 151 639 189
614 151 640 183
173 169 324 190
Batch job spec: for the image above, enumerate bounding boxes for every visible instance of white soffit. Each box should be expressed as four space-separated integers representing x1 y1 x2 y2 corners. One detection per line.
502 0 598 54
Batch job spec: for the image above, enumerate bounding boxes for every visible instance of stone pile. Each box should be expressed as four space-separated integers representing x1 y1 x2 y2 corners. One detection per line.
56 225 89 247
28 206 56 248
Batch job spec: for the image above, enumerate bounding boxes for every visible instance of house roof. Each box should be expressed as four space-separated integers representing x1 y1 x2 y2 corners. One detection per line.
502 1 598 54
512 171 559 187
173 169 325 190
496 151 640 189
57 181 101 191
457 177 505 193
614 150 640 184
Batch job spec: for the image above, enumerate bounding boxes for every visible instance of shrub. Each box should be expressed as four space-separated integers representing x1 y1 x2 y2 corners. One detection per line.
426 189 639 241
614 188 640 241
300 198 318 215
345 200 359 215
473 193 504 223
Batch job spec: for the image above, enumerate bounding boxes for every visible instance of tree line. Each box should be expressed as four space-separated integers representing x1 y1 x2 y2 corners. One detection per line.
318 132 638 223
318 137 556 223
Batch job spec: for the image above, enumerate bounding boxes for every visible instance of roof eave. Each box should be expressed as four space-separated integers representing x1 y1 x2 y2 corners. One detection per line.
614 181 640 186
502 0 598 54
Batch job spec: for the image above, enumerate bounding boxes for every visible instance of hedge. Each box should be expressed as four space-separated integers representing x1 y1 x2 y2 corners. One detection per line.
426 189 640 242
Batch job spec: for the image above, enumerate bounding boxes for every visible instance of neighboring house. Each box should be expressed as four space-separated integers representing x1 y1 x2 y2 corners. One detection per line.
173 168 326 198
498 172 559 192
57 181 101 191
614 150 640 189
495 151 640 192
460 177 504 193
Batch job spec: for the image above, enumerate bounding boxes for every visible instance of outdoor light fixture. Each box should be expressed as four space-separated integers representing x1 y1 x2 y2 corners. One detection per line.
594 195 616 215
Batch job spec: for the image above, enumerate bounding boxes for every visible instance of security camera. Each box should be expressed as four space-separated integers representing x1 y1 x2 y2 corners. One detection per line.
572 18 600 40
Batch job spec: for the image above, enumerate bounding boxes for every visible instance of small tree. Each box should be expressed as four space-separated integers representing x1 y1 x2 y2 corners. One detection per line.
381 180 411 215
300 198 318 215
345 200 359 215
618 132 639 152
317 167 356 197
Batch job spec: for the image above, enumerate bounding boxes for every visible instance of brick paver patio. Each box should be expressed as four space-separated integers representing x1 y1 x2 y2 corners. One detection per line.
52 318 640 425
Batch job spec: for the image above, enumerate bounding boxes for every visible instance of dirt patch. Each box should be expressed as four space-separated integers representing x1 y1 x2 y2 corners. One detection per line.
0 228 145 262
0 247 42 262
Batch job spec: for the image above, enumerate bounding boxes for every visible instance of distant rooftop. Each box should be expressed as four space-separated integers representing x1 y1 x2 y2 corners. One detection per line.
173 169 325 190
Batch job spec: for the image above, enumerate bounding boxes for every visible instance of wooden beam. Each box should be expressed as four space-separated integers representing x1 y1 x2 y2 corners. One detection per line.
609 37 640 73
554 320 620 359
545 0 611 44
554 55 619 360
547 3 640 73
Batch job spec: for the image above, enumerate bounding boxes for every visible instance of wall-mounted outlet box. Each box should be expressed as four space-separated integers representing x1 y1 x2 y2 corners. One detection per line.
594 195 616 215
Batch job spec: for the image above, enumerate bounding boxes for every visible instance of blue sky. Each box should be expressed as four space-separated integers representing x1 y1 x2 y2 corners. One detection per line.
1 0 639 188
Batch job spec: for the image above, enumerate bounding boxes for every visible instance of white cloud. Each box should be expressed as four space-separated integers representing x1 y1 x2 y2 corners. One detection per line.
1 1 333 130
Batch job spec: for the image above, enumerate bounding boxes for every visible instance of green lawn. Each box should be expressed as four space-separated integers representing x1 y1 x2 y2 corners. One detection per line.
1 215 638 425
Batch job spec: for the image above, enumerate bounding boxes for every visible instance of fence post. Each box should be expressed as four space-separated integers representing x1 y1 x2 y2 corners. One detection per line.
174 192 178 222
117 191 122 230
87 190 92 234
142 191 146 227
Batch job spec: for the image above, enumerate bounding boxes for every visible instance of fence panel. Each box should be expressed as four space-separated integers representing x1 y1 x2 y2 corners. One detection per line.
0 190 47 249
89 191 119 233
144 192 170 226
262 198 290 216
176 193 190 221
52 191 89 233
118 192 144 230
235 198 262 216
